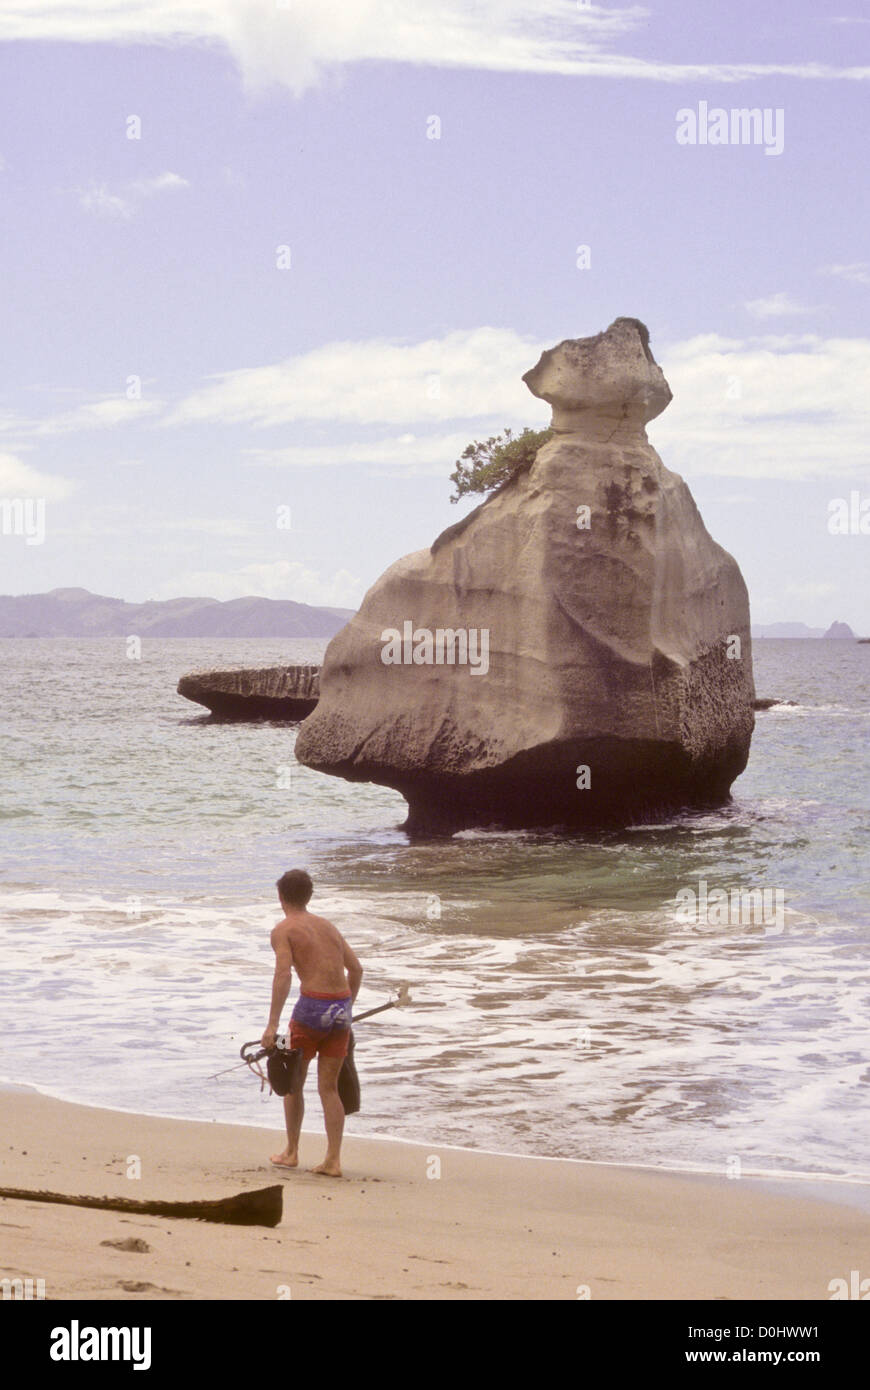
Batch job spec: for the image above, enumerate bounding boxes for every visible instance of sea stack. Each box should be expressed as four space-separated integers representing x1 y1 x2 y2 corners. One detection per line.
822 621 856 640
295 317 756 834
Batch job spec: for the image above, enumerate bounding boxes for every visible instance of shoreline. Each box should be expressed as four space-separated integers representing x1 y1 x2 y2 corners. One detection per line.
5 1077 870 1214
3 1089 870 1300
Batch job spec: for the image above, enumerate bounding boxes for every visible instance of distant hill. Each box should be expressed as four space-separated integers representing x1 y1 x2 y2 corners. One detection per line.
751 622 825 638
0 588 355 638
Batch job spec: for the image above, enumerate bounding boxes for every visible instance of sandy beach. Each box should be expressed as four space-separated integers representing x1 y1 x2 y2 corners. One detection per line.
2 1086 868 1302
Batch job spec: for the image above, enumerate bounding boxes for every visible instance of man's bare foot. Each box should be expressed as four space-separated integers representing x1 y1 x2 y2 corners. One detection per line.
310 1160 342 1178
270 1149 298 1168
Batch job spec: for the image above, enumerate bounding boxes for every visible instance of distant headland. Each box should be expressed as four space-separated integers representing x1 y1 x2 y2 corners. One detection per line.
0 588 355 639
752 621 863 640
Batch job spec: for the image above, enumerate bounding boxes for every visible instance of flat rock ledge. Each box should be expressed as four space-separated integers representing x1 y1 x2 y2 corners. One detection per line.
177 665 320 720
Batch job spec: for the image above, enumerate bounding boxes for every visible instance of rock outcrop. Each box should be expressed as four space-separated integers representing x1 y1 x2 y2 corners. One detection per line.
177 665 320 719
295 317 756 833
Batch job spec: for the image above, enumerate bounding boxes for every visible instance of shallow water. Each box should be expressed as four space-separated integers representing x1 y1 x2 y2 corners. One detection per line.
0 637 868 1179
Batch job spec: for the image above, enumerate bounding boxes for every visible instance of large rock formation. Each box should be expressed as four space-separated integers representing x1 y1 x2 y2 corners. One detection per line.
295 317 755 833
177 665 320 719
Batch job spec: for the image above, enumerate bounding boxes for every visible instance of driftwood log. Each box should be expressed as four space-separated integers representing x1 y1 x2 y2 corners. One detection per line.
0 1183 283 1228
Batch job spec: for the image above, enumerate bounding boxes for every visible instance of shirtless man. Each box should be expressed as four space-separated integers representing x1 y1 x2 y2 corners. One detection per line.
261 869 363 1177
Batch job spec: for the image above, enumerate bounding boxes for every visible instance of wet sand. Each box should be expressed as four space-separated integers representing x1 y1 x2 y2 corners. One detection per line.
2 1088 867 1301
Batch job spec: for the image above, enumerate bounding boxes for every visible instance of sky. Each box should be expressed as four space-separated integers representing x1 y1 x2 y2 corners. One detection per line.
0 1 868 630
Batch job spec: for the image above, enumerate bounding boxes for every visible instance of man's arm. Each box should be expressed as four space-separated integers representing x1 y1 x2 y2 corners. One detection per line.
261 925 293 1047
342 936 363 1003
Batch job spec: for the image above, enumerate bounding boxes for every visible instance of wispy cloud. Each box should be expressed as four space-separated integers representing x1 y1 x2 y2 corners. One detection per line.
784 581 838 600
744 292 813 320
244 431 484 475
0 394 161 440
820 261 870 287
167 328 547 429
156 558 362 607
1 2 869 92
78 185 131 219
159 516 251 536
78 170 189 219
650 332 870 480
169 324 870 484
33 398 161 436
4 324 869 488
0 451 77 500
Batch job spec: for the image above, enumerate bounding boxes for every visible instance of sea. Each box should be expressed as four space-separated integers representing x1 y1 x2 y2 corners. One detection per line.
1 637 868 1185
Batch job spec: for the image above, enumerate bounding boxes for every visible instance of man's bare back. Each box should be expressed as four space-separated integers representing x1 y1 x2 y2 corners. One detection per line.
277 910 359 997
262 870 363 1178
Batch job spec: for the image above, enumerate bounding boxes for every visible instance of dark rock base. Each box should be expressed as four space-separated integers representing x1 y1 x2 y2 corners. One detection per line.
319 734 752 838
184 692 319 721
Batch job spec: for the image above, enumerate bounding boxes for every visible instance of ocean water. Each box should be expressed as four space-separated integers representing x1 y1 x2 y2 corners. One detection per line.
1 637 868 1182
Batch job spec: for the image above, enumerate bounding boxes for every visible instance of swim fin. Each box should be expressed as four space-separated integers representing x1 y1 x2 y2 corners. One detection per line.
338 1029 360 1115
266 1045 304 1097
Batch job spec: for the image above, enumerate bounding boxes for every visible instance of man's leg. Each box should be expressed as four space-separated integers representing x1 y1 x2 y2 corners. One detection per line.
270 1058 309 1167
312 1054 345 1177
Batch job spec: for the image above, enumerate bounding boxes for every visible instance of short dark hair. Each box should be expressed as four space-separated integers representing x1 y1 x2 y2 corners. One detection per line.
276 869 313 907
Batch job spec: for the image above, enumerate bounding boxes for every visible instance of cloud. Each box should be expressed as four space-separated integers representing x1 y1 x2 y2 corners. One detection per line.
78 185 132 219
170 324 870 484
168 327 548 428
78 170 189 219
649 332 870 480
820 261 870 287
33 397 161 436
2 2 870 93
4 324 868 490
159 517 251 536
0 393 161 441
0 451 77 500
43 505 255 540
130 171 189 195
744 292 812 320
157 558 362 607
244 430 482 474
784 581 839 599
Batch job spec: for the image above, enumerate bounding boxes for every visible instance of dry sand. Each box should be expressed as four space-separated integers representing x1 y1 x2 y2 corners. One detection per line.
2 1087 867 1301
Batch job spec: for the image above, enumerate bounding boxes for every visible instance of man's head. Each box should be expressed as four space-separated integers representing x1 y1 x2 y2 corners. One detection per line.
276 869 313 910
